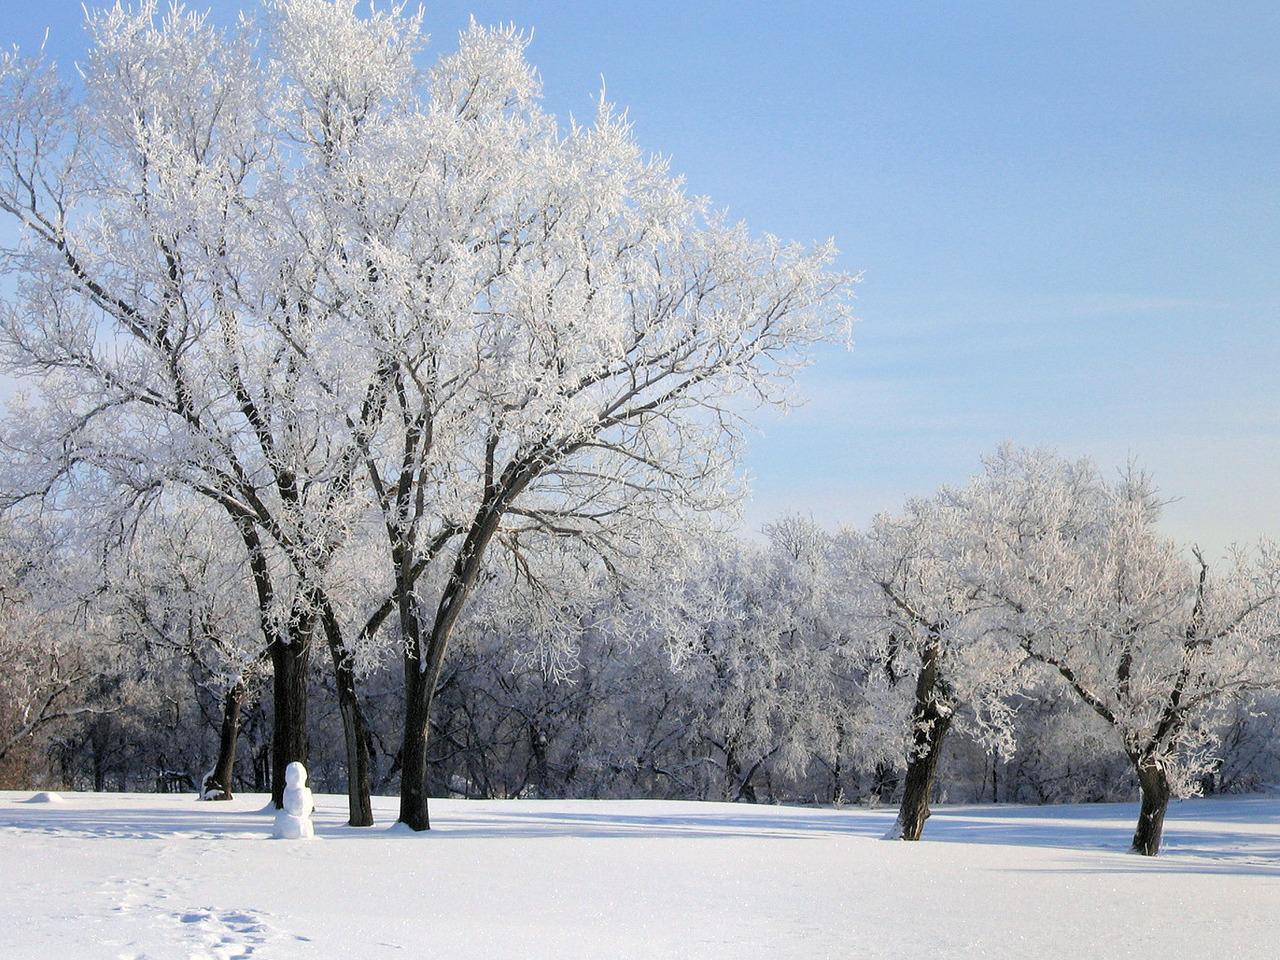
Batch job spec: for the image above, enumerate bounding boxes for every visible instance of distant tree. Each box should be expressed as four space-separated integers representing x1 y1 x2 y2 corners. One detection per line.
837 491 1022 841
973 446 1280 855
104 501 270 801
653 529 833 802
0 521 99 776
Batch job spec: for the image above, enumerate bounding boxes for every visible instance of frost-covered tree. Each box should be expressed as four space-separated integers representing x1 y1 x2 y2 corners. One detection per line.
0 520 100 777
419 518 857 806
838 491 1023 841
262 13 854 830
1208 694 1280 794
103 500 271 801
653 527 838 802
0 0 396 820
973 447 1280 855
0 1 856 830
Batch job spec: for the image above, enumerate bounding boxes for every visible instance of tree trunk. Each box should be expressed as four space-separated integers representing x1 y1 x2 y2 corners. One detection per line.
270 637 310 809
529 723 550 799
201 679 245 801
722 744 742 802
253 742 271 792
335 683 374 826
889 705 952 840
321 606 374 827
90 717 110 792
398 655 434 830
886 637 952 841
393 482 517 829
871 761 898 804
1131 759 1171 856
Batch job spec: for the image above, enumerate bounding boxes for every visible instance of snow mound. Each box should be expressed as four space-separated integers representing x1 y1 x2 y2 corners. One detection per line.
24 792 64 803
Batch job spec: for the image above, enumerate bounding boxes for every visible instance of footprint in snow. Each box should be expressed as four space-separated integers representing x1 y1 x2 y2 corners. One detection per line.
102 874 172 915
175 907 274 960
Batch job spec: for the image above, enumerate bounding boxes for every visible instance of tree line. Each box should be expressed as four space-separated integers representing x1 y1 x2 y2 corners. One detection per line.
2 446 1278 856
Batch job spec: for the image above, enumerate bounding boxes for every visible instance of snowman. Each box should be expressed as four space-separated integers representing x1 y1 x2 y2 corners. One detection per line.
273 761 315 839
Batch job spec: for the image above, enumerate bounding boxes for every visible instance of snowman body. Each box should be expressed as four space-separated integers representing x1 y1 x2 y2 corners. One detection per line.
273 762 315 839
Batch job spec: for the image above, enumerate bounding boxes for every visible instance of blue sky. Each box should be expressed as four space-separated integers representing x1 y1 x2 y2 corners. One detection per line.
3 1 1277 552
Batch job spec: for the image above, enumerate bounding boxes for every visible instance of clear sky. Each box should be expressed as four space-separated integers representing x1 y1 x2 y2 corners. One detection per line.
3 1 1277 553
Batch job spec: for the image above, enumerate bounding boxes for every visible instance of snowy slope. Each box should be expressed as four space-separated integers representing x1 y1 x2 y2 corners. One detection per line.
2 791 1277 959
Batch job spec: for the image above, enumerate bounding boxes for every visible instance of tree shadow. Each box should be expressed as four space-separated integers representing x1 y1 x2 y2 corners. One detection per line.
2 791 1277 876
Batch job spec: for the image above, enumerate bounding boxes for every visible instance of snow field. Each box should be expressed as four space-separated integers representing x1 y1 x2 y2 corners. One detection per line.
1 791 1277 959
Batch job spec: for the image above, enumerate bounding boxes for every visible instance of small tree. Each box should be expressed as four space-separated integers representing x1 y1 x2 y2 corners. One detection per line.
974 446 1280 855
654 528 836 803
839 492 1022 841
0 520 99 776
104 500 271 801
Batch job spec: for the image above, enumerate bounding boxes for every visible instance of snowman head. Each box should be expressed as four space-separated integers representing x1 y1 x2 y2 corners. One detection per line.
285 761 308 789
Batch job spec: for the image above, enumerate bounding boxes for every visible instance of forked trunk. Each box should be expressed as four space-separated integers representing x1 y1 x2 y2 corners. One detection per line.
202 679 245 801
270 638 310 809
1131 759 1171 856
394 485 516 830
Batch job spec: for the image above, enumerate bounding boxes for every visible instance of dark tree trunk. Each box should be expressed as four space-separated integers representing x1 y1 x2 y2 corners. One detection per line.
201 679 245 801
732 750 770 804
270 636 310 809
230 516 306 810
321 606 374 827
1131 759 1171 856
253 742 271 792
887 636 952 841
872 761 899 804
394 516 497 830
393 465 532 830
722 744 743 802
335 691 374 826
399 656 434 830
530 723 550 798
91 718 109 792
830 731 844 805
891 704 952 840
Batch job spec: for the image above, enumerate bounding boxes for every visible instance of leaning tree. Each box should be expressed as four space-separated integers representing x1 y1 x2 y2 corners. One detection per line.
837 490 1023 842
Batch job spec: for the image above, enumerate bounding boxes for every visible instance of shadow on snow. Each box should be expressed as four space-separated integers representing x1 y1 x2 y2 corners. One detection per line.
1 792 1276 875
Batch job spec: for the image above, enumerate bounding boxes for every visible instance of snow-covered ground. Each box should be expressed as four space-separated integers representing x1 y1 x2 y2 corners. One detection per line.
2 791 1277 959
